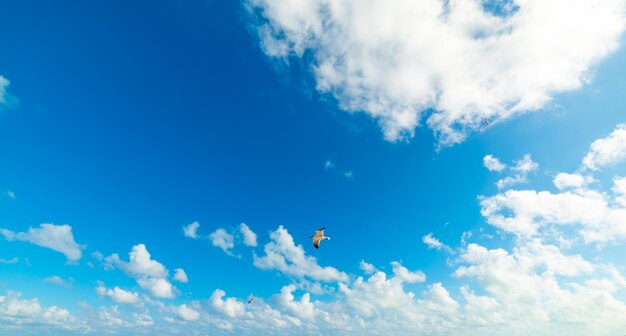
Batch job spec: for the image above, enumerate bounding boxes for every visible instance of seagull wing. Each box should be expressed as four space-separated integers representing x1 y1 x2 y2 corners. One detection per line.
313 237 321 249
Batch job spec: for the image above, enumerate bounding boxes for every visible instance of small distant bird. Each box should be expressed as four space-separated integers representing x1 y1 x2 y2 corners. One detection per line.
310 227 330 249
480 118 491 127
248 297 254 304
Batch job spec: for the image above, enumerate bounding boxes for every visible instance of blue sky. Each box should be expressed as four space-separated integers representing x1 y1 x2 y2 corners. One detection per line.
1 1 626 335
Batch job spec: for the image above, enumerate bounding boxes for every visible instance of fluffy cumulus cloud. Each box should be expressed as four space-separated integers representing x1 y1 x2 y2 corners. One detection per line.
104 244 177 299
483 155 506 172
0 224 84 262
96 285 142 306
481 177 626 242
209 228 235 254
253 225 349 282
481 123 626 243
239 223 258 247
174 304 200 322
182 221 200 239
553 173 592 190
247 0 626 145
209 289 246 318
358 260 378 274
582 123 626 170
0 291 78 333
173 268 189 283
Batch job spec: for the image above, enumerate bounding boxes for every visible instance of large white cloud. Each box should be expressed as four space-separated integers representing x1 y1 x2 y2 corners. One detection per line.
247 0 626 145
0 291 78 332
253 225 349 282
0 224 84 262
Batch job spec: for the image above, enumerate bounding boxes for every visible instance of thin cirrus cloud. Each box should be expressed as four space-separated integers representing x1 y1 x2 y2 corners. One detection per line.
43 276 73 288
0 224 85 262
248 0 626 146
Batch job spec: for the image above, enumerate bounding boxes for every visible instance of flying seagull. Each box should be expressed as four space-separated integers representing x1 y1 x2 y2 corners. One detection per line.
310 227 330 249
480 118 491 127
248 297 254 304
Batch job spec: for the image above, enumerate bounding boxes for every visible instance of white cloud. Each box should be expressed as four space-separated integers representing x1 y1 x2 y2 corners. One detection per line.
453 241 626 335
553 173 592 190
271 285 315 320
182 221 200 239
390 261 426 283
496 154 538 189
104 244 177 299
582 123 626 170
173 268 188 283
0 76 9 105
613 176 626 206
0 257 18 264
248 0 626 145
175 304 200 322
0 291 77 330
343 170 354 179
96 285 141 305
482 125 626 244
422 233 453 253
358 260 378 274
0 224 84 262
209 289 245 318
483 155 506 172
481 182 626 243
209 228 235 254
44 276 72 288
324 159 334 170
253 225 349 282
239 223 258 247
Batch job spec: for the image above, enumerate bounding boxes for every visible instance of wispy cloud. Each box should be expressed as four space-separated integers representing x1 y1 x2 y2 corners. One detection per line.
182 221 200 239
0 257 19 264
0 224 85 262
43 276 73 288
422 233 453 253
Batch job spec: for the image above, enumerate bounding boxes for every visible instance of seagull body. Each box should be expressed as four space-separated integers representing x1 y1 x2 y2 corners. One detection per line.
481 118 491 127
310 227 330 249
248 298 254 304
